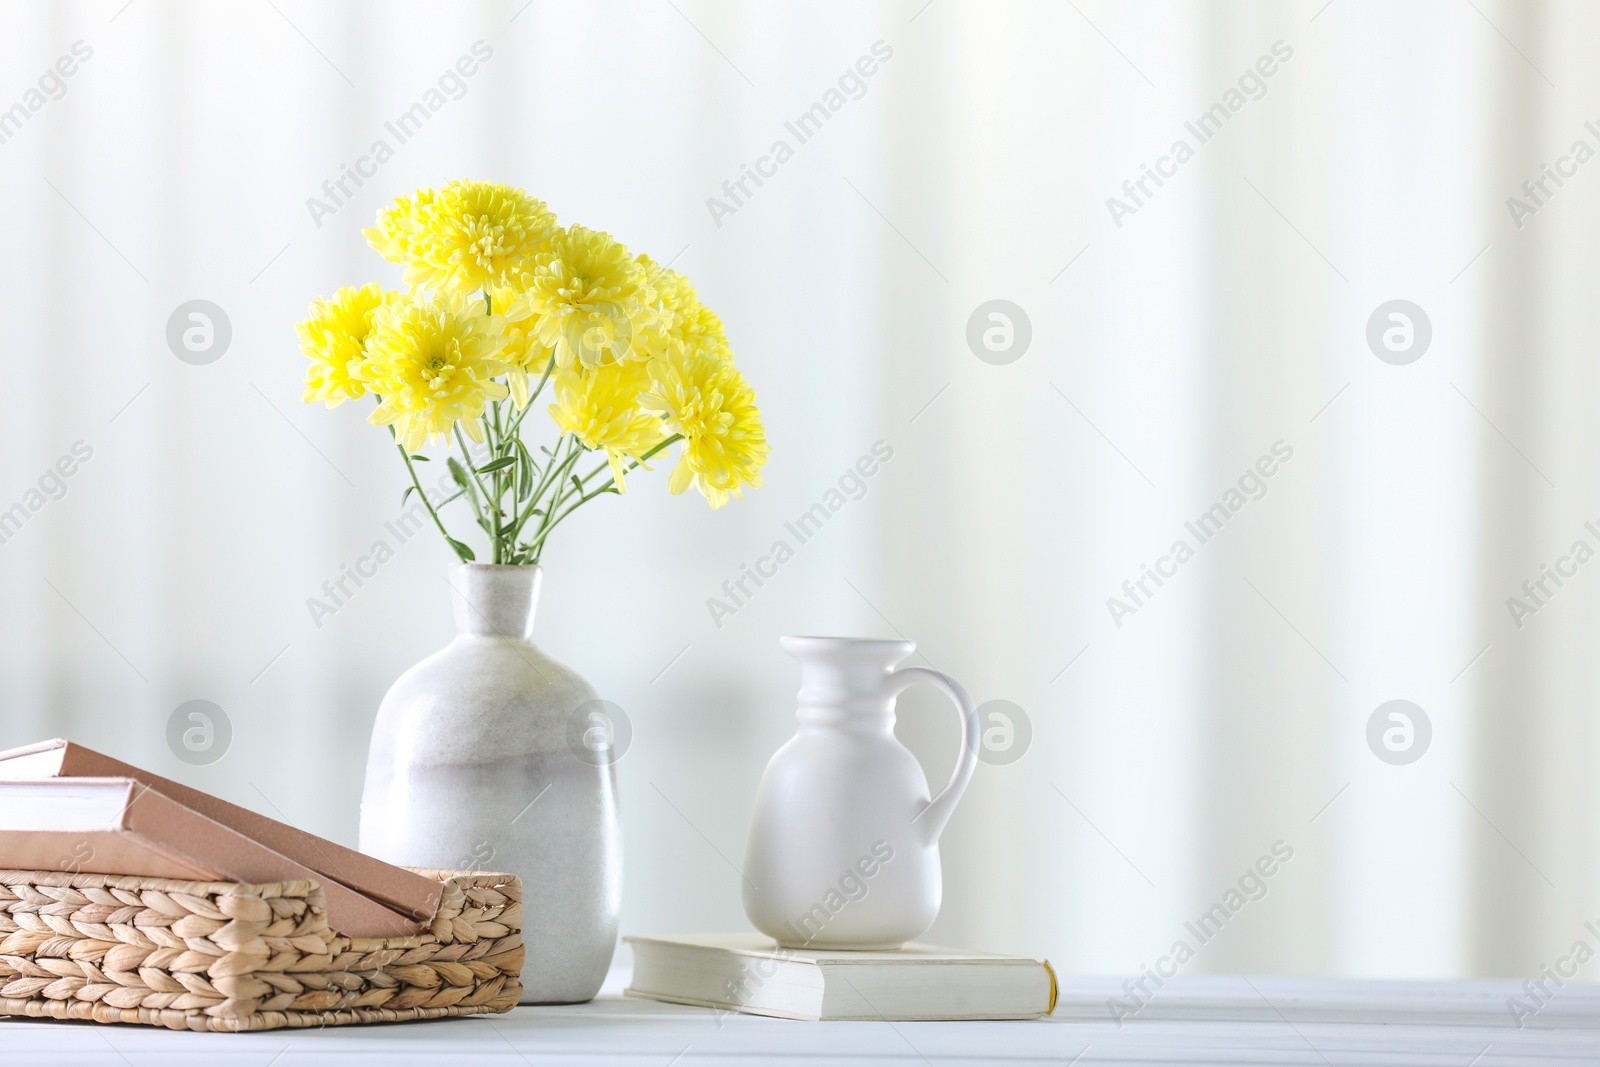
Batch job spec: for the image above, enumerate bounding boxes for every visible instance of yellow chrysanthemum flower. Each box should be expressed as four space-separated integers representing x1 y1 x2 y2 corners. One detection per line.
636 254 732 359
641 342 768 508
489 284 555 408
506 225 655 369
548 361 667 491
363 180 557 296
298 283 389 407
358 291 509 452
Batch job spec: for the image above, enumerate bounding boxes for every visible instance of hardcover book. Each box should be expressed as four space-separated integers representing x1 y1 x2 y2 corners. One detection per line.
0 738 445 934
0 776 433 936
625 933 1057 1021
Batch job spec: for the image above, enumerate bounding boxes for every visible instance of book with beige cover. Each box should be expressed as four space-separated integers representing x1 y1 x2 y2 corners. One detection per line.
625 933 1057 1021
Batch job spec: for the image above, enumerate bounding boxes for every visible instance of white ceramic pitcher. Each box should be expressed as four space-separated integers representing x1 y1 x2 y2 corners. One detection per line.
741 636 980 949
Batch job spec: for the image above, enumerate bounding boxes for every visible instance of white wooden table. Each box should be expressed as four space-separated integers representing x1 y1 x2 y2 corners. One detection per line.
8 973 1600 1065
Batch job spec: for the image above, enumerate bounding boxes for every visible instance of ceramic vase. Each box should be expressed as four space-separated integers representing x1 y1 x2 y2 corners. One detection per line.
742 636 979 949
359 563 621 1003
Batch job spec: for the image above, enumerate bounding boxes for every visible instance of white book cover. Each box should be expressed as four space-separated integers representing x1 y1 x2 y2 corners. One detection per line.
624 933 1056 1021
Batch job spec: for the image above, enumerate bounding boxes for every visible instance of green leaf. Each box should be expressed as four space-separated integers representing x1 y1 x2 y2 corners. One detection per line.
447 457 485 526
570 474 584 496
447 537 476 562
401 485 416 506
476 456 516 474
409 454 430 462
447 456 470 486
515 440 536 501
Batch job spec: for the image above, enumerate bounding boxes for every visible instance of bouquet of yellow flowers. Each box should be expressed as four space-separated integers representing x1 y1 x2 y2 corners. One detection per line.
297 180 768 564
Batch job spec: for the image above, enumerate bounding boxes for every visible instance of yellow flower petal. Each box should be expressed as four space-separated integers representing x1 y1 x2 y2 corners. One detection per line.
642 341 768 507
365 181 557 296
356 290 508 451
634 254 732 362
547 361 667 488
506 225 655 369
297 283 390 408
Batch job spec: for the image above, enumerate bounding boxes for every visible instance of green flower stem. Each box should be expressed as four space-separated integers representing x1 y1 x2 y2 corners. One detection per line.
391 429 464 561
526 438 682 553
516 437 568 523
487 418 501 564
535 440 584 522
522 486 611 555
486 399 510 563
578 434 681 488
517 434 684 559
454 423 500 560
383 357 673 565
523 441 586 561
503 435 576 546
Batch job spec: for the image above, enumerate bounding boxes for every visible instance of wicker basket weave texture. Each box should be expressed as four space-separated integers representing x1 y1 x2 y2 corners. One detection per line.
0 867 523 1032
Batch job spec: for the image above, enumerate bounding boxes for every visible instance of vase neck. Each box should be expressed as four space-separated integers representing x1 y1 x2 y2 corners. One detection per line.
780 636 915 731
449 564 541 639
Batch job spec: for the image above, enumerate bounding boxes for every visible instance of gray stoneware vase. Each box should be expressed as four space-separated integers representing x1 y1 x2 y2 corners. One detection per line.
359 563 621 1003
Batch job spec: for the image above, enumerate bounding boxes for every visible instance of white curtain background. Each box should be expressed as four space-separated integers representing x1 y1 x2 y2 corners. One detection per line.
1 0 1597 981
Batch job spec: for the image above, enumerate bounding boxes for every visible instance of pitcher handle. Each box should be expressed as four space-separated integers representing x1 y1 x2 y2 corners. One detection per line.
884 666 980 846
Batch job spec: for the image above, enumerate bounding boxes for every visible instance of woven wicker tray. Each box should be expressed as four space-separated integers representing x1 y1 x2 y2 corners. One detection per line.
0 866 522 1032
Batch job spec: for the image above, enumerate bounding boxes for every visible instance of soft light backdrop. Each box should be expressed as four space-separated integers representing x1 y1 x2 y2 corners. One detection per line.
2 0 1596 982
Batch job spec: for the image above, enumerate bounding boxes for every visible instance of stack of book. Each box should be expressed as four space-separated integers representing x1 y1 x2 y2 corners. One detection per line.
0 738 441 935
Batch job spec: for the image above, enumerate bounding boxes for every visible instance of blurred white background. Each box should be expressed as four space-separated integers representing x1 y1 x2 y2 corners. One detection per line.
2 0 1598 982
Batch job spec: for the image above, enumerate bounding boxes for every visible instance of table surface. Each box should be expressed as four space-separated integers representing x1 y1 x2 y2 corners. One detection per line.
9 970 1600 1066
